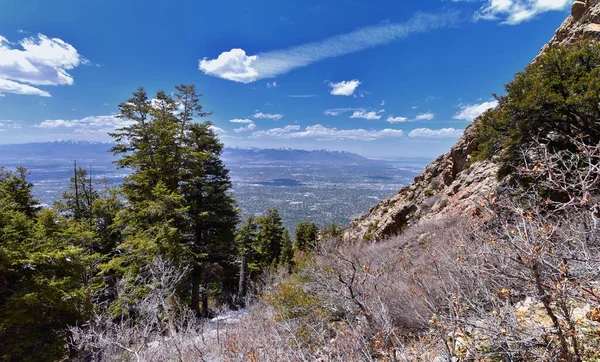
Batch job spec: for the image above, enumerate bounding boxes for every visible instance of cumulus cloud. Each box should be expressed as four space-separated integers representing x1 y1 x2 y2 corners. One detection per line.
474 0 570 24
329 79 360 96
386 112 434 123
198 49 259 83
350 109 384 120
234 122 257 133
229 118 254 124
415 112 435 121
253 112 283 120
0 33 85 96
209 125 227 134
251 124 403 141
198 12 458 83
453 100 498 121
408 127 464 138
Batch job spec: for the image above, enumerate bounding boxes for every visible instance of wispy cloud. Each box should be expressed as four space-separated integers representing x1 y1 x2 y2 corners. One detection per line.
266 81 278 88
329 79 360 96
0 120 21 131
453 100 498 121
408 127 463 138
473 0 570 24
198 11 459 83
323 108 362 116
251 124 404 141
253 112 283 120
0 33 85 97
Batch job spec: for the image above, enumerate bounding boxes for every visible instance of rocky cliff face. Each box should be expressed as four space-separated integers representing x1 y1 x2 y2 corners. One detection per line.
344 119 498 241
344 0 600 242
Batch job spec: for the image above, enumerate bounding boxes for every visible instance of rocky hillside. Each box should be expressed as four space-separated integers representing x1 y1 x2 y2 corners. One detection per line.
344 0 600 242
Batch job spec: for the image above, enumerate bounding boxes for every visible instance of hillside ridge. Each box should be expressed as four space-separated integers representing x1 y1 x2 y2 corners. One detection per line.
344 0 600 241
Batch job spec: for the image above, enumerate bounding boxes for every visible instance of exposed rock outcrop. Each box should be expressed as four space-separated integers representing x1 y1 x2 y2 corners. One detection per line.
344 122 498 241
344 0 600 242
540 0 600 55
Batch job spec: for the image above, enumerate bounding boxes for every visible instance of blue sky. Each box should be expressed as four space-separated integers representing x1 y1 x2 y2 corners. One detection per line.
0 0 572 158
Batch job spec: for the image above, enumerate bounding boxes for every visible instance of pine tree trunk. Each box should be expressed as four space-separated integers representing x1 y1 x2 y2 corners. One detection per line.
191 267 201 317
201 283 209 318
238 252 248 306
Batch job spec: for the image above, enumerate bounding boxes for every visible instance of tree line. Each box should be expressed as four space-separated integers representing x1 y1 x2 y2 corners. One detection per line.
0 85 339 361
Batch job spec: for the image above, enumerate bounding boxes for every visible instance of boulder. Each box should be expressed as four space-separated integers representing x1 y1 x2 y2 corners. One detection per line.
572 1 587 21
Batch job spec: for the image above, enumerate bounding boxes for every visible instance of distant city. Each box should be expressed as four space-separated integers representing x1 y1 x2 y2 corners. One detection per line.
0 141 427 230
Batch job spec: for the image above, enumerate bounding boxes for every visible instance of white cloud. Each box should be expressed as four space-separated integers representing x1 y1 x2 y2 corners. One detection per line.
415 112 435 121
386 112 434 123
474 0 570 24
234 122 257 133
198 12 458 83
381 100 385 106
34 115 131 132
0 33 85 96
323 108 362 116
453 100 498 121
251 125 300 138
209 125 226 134
198 49 259 83
266 81 278 88
408 127 464 139
386 115 409 123
251 124 403 141
0 120 21 130
253 112 283 120
329 79 360 96
229 118 254 124
0 77 50 97
350 109 383 120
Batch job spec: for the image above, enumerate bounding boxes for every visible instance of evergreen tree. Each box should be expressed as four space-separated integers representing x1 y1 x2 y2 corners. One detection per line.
0 170 90 362
103 182 192 313
0 167 39 217
280 229 293 271
256 208 285 268
294 221 319 252
181 122 238 316
55 165 99 222
108 85 238 317
236 217 258 302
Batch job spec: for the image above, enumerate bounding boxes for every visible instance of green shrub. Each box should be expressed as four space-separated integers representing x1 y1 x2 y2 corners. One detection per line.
473 40 600 174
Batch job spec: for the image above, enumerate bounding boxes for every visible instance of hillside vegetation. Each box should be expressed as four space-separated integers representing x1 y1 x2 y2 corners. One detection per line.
2 25 600 362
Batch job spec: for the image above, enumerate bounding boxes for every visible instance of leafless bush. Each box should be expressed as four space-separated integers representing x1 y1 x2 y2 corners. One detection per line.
70 258 209 361
271 136 600 361
70 138 600 361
